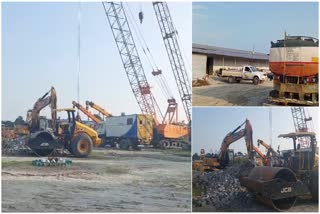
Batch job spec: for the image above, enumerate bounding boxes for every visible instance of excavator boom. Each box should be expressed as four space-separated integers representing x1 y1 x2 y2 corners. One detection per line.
86 101 112 118
28 87 57 132
218 119 254 167
72 101 102 124
253 145 270 166
257 139 279 157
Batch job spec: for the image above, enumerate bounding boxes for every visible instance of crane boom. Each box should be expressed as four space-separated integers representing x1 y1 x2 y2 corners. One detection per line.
86 101 112 118
102 2 162 121
72 101 102 124
291 107 312 148
153 2 192 123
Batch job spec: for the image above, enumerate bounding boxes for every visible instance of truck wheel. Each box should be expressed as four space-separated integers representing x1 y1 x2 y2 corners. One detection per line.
159 140 170 149
236 79 241 83
253 76 259 85
71 133 93 158
228 76 234 83
119 139 130 150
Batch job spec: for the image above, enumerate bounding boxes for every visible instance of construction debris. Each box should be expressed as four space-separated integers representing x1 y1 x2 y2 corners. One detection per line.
2 137 32 156
32 157 72 167
192 78 210 87
193 161 255 210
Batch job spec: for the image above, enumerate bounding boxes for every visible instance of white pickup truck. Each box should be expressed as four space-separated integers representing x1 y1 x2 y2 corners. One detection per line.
220 65 266 85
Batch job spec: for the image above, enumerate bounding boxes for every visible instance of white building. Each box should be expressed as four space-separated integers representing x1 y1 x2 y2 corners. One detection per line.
193 43 269 79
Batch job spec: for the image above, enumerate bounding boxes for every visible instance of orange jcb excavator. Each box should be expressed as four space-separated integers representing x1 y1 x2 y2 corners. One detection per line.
193 119 255 172
218 119 255 168
26 87 57 133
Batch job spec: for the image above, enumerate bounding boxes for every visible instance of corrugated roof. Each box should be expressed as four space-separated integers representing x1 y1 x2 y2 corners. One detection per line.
193 43 269 60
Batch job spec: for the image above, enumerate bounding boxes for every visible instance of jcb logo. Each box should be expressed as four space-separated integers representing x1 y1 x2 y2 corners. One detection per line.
281 187 292 193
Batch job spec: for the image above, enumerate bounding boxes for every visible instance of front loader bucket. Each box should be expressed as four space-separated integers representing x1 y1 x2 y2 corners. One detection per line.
240 166 309 211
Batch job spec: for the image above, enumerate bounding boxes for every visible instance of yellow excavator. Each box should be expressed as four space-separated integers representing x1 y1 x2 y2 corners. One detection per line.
26 87 101 157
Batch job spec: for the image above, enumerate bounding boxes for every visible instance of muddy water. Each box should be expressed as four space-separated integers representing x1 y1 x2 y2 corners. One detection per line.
2 149 191 212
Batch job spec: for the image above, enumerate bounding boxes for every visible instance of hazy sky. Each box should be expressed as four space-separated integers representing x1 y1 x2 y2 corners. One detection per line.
2 2 192 122
193 2 318 53
192 107 319 155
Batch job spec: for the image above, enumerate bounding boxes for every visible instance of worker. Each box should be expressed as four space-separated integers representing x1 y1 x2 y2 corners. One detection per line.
75 113 82 122
139 11 143 24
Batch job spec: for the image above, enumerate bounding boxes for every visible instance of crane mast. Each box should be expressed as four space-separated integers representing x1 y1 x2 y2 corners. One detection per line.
153 2 192 123
102 2 162 121
291 107 312 148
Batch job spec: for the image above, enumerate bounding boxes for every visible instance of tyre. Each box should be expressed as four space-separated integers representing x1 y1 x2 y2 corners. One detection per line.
228 76 234 83
71 133 93 158
159 140 170 149
119 138 130 150
253 76 259 85
236 79 241 83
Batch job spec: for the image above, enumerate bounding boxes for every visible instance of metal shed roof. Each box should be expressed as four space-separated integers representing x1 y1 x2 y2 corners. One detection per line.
193 43 269 60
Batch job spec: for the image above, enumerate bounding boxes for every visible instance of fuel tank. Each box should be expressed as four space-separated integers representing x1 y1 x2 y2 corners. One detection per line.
269 36 318 77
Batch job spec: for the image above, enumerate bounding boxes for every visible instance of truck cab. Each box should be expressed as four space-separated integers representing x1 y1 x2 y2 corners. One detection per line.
242 65 266 84
221 65 266 85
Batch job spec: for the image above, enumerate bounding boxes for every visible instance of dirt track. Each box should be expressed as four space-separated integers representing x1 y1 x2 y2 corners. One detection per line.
2 149 191 212
192 76 273 106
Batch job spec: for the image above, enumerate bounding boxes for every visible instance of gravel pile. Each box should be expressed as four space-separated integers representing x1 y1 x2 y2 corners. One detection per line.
2 137 33 156
193 162 255 210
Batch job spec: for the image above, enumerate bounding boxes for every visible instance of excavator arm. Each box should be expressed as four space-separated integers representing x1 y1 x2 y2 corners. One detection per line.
85 101 112 118
257 139 279 157
218 119 254 166
72 101 102 124
28 87 57 132
253 145 270 166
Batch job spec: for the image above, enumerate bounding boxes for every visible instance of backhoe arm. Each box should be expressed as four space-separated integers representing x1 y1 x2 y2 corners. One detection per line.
85 101 112 117
72 101 102 124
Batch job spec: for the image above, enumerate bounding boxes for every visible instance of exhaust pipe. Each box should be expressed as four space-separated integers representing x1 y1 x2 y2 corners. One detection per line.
240 166 309 211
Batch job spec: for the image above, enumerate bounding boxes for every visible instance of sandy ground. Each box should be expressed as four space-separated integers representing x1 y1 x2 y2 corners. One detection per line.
2 149 191 212
192 76 273 106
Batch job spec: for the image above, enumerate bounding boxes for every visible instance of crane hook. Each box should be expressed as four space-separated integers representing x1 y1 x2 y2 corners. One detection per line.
139 11 143 24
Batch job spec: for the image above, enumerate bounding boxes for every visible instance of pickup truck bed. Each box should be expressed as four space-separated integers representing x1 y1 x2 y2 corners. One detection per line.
221 70 242 77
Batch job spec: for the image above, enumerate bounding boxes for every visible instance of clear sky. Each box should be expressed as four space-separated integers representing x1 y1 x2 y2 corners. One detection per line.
193 2 318 53
192 107 319 155
2 2 192 122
